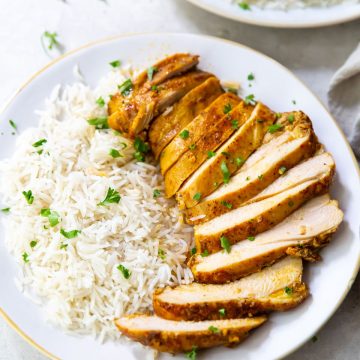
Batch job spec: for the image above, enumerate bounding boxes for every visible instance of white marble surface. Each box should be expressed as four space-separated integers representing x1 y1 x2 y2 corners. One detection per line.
0 0 359 359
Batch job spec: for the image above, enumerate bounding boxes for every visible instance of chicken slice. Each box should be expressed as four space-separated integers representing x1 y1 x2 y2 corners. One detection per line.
149 77 224 159
175 102 276 209
115 315 266 353
109 70 212 137
190 194 343 283
160 92 241 176
194 160 333 255
154 256 308 321
185 120 318 224
164 101 254 198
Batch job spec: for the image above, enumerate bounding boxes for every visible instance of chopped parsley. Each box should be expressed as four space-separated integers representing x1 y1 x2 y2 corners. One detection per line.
147 66 158 81
248 236 255 241
220 161 230 184
247 72 255 81
208 325 220 334
193 192 202 201
268 123 283 134
258 174 264 180
98 187 121 206
191 247 197 255
42 31 59 50
30 240 37 248
311 335 318 343
207 150 216 158
87 116 109 129
40 208 60 227
158 248 166 260
179 129 190 139
32 139 47 147
133 137 150 162
279 166 287 175
109 148 123 158
22 190 34 205
288 200 294 207
218 308 226 317
153 189 161 198
275 112 282 119
151 85 159 92
287 114 295 124
223 103 232 114
220 201 232 209
292 100 297 105
60 243 68 250
227 87 238 95
231 119 239 129
238 2 251 10
118 79 133 96
185 346 198 360
9 119 17 132
220 235 231 253
60 228 81 239
1 208 10 213
22 252 29 263
246 176 250 181
235 157 244 167
201 249 209 257
96 96 105 107
117 264 131 279
189 143 196 150
244 94 256 105
284 286 293 295
221 151 231 157
109 60 121 68
120 142 128 149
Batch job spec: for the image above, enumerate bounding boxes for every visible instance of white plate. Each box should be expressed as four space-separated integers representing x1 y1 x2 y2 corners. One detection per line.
0 33 359 360
185 0 360 28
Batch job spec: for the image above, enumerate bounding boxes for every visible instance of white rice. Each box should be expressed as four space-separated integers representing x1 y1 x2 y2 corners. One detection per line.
232 0 359 10
0 66 194 342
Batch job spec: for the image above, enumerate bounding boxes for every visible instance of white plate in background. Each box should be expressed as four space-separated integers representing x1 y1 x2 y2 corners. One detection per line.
0 33 359 360
185 0 360 27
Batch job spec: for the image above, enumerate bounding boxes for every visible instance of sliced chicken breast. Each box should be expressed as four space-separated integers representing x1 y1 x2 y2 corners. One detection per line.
185 122 318 224
194 161 333 255
154 256 308 321
164 101 254 198
149 77 223 159
190 195 343 283
109 70 212 137
160 92 241 176
115 315 266 353
175 102 276 209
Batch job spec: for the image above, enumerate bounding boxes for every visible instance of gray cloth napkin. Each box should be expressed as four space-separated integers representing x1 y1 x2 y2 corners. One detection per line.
328 42 360 159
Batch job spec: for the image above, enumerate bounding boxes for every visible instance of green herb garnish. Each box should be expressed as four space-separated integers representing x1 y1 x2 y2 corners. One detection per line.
258 174 264 180
117 264 131 279
235 157 244 167
279 166 287 175
9 119 17 132
158 248 166 260
220 201 232 209
60 228 81 239
247 72 255 81
231 119 239 129
153 189 161 198
22 190 34 205
288 200 294 207
1 208 10 213
87 117 109 129
98 187 121 206
248 236 255 241
30 240 37 248
220 161 230 184
179 129 190 139
238 2 251 10
96 96 105 107
22 252 29 263
208 325 220 334
244 94 256 105
42 31 59 50
218 308 226 317
193 192 202 201
109 60 121 68
133 137 149 162
311 335 318 343
109 148 122 158
207 150 216 158
189 143 196 150
284 286 293 295
191 247 197 255
287 114 295 124
60 243 68 250
201 249 209 257
118 79 133 96
40 208 60 227
268 123 283 134
32 139 47 147
227 87 238 94
223 103 232 114
220 235 231 253
185 346 198 360
147 66 158 81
